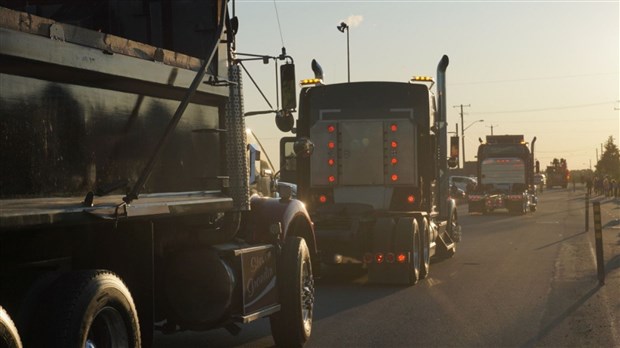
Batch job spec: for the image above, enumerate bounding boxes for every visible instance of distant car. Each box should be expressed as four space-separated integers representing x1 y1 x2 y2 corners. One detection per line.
533 173 546 186
449 185 467 200
449 176 477 193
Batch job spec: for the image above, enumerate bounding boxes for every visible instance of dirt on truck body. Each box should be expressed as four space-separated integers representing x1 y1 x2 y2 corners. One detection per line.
0 2 317 347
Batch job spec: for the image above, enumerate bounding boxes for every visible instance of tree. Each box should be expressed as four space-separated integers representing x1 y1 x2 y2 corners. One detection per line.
595 136 620 180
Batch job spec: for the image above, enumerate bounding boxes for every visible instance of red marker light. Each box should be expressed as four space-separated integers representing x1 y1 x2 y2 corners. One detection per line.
391 141 398 148
391 158 398 165
319 195 327 203
391 174 398 182
375 253 384 264
397 253 407 263
390 124 398 132
327 124 335 133
328 141 335 149
407 195 415 204
328 158 335 166
328 175 336 183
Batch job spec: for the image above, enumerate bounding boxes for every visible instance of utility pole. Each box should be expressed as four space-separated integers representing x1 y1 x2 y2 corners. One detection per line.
453 104 471 168
455 123 459 168
596 148 599 162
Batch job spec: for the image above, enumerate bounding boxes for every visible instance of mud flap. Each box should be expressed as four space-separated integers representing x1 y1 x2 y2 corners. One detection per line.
367 217 416 285
435 221 456 259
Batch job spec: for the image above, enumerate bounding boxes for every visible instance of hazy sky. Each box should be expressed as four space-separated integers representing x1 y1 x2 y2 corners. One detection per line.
235 0 619 171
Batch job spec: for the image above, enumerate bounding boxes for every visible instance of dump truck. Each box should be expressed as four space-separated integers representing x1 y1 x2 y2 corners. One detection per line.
545 158 569 189
468 135 538 214
0 1 317 347
279 57 459 285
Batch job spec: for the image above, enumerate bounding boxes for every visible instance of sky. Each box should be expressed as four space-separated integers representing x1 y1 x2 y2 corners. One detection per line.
234 0 619 171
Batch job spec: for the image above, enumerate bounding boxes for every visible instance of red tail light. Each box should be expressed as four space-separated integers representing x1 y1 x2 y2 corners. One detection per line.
390 124 398 132
375 253 384 264
391 174 398 182
328 141 335 149
319 195 327 203
328 158 335 166
397 253 407 263
407 195 415 204
327 124 335 133
391 158 398 165
328 175 336 183
391 141 398 148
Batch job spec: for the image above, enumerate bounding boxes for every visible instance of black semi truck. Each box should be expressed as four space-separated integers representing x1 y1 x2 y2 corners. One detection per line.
0 1 317 347
280 57 459 285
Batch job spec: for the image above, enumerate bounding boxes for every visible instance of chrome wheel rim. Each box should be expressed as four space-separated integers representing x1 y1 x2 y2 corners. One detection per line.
86 306 129 348
301 258 314 331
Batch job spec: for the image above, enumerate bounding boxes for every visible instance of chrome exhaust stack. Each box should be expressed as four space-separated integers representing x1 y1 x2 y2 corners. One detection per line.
436 55 450 219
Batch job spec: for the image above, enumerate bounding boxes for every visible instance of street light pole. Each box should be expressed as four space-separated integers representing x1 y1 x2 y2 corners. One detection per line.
487 124 498 135
454 104 471 167
337 22 350 82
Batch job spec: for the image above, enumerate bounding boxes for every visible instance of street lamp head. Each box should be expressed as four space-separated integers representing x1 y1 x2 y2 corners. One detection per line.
337 22 348 32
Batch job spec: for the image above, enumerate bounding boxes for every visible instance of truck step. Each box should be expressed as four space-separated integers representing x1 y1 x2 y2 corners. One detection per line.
435 231 456 259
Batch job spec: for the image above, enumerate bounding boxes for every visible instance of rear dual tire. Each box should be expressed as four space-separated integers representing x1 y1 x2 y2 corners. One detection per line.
418 217 431 279
0 306 22 348
23 270 140 348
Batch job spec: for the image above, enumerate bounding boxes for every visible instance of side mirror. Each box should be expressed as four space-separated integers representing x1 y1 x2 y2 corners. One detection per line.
275 109 294 132
293 137 314 158
448 157 458 168
280 63 296 110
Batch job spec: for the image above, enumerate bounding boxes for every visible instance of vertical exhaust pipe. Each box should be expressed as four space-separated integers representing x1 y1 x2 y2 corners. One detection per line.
436 55 450 219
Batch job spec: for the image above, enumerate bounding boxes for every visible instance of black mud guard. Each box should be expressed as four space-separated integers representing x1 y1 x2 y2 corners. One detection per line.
248 195 319 276
367 216 417 285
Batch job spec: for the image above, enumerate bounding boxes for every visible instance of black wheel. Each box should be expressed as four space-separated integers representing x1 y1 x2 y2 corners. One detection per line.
448 210 461 243
0 306 22 348
418 217 431 279
29 270 140 348
409 220 421 285
270 237 314 347
530 205 537 212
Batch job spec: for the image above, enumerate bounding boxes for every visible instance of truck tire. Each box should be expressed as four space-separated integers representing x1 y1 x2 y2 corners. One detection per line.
31 270 140 348
448 210 461 243
411 224 421 285
270 237 314 347
0 306 22 348
393 217 421 285
418 217 431 279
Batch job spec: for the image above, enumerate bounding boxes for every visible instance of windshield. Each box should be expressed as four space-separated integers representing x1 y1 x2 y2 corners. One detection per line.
481 158 526 185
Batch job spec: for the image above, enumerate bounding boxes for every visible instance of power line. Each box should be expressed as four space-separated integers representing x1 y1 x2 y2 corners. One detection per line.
472 101 615 115
450 72 618 86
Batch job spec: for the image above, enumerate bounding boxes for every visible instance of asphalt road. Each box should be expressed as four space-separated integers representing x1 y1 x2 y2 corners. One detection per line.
154 186 620 347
